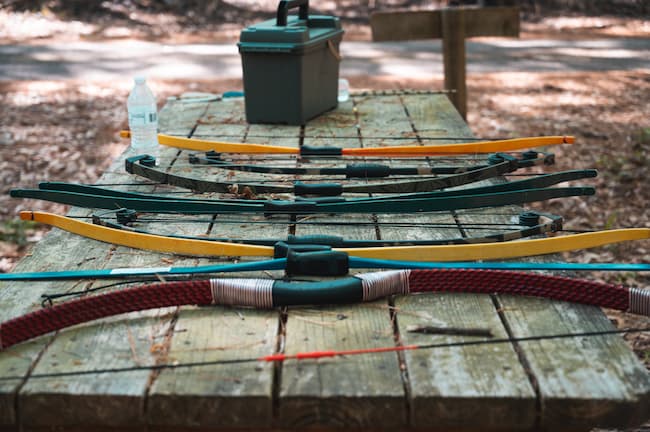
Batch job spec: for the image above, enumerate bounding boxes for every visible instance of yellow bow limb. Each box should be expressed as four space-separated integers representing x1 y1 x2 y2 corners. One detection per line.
119 131 573 157
21 211 648 262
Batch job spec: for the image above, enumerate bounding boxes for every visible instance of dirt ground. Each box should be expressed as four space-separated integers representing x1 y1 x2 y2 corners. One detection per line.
0 7 649 372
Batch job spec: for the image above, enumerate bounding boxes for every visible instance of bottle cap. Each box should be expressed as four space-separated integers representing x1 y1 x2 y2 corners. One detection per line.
134 76 146 85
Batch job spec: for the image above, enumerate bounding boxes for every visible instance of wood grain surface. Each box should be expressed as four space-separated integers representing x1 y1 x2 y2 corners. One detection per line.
0 92 647 431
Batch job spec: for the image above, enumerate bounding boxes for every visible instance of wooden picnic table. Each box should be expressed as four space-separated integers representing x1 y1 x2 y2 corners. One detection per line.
1 90 649 431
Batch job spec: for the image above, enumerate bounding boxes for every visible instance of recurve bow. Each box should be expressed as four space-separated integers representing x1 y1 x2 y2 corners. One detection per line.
18 211 650 262
124 152 555 195
120 130 574 156
1 269 648 352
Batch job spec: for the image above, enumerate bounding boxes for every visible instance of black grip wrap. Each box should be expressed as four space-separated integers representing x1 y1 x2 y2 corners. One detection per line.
205 151 222 160
345 163 392 178
273 242 332 258
285 250 350 276
294 182 343 197
288 234 344 247
272 277 363 306
264 200 318 217
300 145 343 156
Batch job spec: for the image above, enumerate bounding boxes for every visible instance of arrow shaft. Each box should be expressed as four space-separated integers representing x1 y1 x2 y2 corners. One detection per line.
0 258 647 282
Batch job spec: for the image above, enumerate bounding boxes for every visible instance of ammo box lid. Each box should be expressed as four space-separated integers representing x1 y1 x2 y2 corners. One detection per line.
238 2 343 54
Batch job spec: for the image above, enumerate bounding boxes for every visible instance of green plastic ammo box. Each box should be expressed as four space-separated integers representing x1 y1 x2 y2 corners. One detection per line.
238 0 344 125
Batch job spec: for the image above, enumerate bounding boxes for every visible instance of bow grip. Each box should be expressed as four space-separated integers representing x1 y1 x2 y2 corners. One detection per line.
345 163 392 178
273 277 362 306
294 182 343 196
285 250 350 276
300 145 343 156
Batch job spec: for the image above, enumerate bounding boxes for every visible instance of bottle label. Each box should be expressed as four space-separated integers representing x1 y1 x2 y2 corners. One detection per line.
128 107 157 126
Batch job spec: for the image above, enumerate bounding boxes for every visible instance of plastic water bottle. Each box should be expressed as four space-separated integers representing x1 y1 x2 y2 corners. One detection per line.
338 78 349 103
127 76 159 159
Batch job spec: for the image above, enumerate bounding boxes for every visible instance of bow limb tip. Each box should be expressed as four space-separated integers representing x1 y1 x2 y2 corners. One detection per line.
19 211 35 221
563 136 575 144
120 130 131 138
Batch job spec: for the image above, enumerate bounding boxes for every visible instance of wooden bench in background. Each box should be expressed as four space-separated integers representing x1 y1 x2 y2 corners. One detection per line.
371 6 520 119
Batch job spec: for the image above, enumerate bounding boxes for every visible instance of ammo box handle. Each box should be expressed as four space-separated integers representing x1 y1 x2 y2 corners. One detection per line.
276 0 309 26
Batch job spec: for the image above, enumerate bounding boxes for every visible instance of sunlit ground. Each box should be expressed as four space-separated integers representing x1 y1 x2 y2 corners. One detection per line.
1 8 649 43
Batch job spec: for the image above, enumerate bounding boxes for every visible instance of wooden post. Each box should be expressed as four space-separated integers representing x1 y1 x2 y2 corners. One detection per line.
370 6 520 120
441 8 467 118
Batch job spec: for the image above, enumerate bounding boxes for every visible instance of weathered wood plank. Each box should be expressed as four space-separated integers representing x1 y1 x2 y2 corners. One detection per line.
354 93 414 147
147 307 279 428
369 94 463 247
302 96 357 145
16 209 174 428
399 93 468 141
445 109 650 429
14 99 209 429
395 292 537 429
371 10 440 42
2 92 648 431
497 295 650 430
18 306 172 427
370 7 520 41
371 7 519 118
159 99 212 137
454 168 650 430
278 94 408 428
279 303 406 428
0 217 117 427
383 93 536 428
147 99 285 428
442 8 468 119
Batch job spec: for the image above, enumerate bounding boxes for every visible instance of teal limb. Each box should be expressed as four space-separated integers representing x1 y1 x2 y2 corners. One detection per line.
2 257 646 282
349 258 650 272
0 259 287 281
